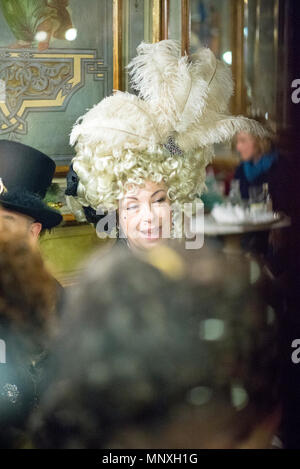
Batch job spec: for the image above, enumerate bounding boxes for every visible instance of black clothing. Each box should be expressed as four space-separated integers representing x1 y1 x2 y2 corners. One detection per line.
0 320 48 448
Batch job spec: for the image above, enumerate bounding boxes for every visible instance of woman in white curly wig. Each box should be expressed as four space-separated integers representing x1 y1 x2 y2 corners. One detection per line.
65 40 265 252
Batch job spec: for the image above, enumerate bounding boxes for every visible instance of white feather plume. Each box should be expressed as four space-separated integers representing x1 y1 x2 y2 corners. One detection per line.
176 113 268 151
67 40 269 220
128 40 207 134
129 40 234 134
70 91 162 152
128 40 267 142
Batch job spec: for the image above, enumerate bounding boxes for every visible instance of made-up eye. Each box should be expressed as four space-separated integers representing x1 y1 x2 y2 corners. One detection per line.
153 196 166 204
126 203 139 211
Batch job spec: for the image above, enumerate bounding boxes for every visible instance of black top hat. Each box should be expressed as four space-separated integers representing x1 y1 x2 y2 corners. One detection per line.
0 140 63 229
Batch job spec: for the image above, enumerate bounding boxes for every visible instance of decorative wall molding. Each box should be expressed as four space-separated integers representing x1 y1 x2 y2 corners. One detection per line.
0 49 108 139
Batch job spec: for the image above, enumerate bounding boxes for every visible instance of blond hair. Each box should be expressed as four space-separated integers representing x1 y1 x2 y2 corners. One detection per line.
233 127 274 157
67 41 267 222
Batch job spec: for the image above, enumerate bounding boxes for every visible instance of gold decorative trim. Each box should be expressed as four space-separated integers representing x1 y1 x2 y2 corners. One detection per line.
0 50 96 136
181 0 190 55
113 0 123 90
63 213 76 223
162 0 169 40
55 166 70 177
152 0 162 43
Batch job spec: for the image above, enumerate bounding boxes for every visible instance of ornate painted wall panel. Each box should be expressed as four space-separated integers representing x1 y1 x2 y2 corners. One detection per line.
0 0 113 164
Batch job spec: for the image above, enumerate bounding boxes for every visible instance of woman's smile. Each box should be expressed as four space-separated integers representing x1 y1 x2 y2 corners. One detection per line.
139 226 162 240
119 180 172 251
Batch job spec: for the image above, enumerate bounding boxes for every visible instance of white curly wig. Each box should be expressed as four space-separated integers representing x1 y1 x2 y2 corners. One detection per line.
67 40 266 222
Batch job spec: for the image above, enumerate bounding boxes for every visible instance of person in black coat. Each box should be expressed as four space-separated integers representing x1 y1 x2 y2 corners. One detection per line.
0 139 64 298
0 229 59 448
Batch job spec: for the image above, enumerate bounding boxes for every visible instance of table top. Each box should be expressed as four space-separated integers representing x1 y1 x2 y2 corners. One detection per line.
200 213 291 236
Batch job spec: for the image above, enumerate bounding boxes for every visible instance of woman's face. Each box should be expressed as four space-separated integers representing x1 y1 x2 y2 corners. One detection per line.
236 132 259 162
119 180 172 252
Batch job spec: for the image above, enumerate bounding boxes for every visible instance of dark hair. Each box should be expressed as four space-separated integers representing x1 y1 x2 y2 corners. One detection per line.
30 243 281 448
0 230 57 339
0 229 60 448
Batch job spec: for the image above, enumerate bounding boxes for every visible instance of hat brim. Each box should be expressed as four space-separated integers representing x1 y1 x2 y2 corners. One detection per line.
0 199 63 229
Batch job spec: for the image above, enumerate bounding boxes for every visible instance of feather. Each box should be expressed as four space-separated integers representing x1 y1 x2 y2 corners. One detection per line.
67 39 270 219
128 40 234 135
128 40 207 133
65 195 87 222
177 113 269 151
70 92 161 151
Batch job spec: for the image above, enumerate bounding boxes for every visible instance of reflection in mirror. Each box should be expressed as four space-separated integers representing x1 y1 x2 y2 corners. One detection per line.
190 1 233 159
168 0 182 42
190 0 232 63
244 0 279 130
122 0 154 92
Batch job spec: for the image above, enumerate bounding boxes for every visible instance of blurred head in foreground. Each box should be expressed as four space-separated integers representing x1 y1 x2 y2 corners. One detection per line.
0 228 58 343
30 243 281 449
0 227 59 448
